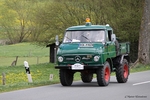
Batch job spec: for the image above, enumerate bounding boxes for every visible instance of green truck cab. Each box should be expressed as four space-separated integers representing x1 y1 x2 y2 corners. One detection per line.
55 18 130 86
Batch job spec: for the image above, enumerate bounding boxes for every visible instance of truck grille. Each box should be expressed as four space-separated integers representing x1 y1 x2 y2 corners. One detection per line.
64 55 93 63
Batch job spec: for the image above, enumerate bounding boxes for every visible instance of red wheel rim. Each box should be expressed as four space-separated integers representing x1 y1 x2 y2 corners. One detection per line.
105 67 110 82
124 64 128 78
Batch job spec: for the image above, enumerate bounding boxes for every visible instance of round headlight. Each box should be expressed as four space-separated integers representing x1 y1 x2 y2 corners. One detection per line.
94 56 100 62
58 56 63 62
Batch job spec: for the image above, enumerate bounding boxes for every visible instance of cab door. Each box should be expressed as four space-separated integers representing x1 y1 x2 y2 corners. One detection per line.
105 30 116 58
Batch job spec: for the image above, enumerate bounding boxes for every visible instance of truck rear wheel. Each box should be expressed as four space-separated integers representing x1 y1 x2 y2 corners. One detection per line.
116 59 129 83
96 61 111 86
59 69 73 86
81 72 93 83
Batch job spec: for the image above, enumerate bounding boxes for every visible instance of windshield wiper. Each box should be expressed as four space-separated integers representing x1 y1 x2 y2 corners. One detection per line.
82 35 91 42
65 36 72 41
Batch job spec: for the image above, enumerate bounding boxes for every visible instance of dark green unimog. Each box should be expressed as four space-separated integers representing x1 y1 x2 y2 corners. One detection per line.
55 18 130 86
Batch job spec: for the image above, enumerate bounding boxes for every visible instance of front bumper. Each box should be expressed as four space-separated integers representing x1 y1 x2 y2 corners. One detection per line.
55 65 104 70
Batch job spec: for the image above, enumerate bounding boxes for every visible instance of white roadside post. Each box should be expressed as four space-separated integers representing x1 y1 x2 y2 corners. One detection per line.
24 61 33 83
49 74 53 81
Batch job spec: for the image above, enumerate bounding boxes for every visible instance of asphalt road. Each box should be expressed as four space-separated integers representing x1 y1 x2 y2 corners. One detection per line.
0 71 150 100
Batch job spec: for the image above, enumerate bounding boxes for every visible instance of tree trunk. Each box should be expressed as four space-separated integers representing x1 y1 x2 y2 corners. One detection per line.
138 0 150 64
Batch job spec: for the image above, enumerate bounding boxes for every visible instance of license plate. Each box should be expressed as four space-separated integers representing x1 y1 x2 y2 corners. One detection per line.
71 63 84 70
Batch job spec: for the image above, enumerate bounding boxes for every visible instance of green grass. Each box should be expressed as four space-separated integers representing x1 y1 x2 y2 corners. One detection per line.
0 42 57 92
0 42 49 57
0 42 55 92
130 63 150 72
0 63 81 93
0 63 149 93
0 63 58 92
0 56 49 66
0 42 49 67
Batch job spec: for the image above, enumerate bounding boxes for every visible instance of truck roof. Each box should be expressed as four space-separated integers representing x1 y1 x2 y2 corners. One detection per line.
66 23 113 31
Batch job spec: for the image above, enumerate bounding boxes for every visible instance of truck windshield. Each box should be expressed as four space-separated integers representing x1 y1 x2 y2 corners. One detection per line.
63 30 105 43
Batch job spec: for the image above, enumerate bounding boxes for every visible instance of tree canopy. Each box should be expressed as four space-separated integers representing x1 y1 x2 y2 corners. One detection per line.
0 0 144 62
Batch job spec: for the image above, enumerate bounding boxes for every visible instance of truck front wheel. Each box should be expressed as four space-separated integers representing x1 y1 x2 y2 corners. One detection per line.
59 69 74 86
96 61 111 86
116 59 129 83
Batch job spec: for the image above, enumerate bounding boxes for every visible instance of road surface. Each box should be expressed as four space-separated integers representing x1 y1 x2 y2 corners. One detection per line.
0 71 150 100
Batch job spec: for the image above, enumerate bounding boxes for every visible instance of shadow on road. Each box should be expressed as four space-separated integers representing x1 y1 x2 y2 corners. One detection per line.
64 81 120 87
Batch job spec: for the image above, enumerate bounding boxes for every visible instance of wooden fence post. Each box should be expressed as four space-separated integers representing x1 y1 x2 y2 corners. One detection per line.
2 72 6 85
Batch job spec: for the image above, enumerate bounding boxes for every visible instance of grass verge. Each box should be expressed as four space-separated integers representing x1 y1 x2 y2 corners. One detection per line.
0 63 150 93
0 63 81 93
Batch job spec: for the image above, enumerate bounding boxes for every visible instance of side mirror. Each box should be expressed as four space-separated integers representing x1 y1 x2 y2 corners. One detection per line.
111 34 116 42
55 35 59 46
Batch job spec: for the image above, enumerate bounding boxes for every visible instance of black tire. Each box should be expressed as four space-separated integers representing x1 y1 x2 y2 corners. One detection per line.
96 61 111 86
81 72 93 83
116 59 129 83
59 69 73 86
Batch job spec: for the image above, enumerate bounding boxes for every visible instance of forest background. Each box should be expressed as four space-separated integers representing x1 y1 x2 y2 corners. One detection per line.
0 0 144 63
